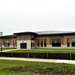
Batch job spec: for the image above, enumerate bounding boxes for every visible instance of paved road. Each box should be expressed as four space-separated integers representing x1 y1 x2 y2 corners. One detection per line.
0 57 75 64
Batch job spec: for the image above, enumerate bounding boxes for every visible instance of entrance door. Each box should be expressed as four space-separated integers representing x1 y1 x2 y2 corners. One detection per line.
20 43 27 49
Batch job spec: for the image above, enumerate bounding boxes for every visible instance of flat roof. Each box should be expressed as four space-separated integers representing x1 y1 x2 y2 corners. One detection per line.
1 30 75 37
36 30 75 36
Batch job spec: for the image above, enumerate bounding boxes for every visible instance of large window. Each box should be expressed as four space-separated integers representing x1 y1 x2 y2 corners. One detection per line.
4 40 10 47
41 39 43 47
67 38 70 47
72 38 75 47
52 38 61 47
37 39 40 47
44 39 46 47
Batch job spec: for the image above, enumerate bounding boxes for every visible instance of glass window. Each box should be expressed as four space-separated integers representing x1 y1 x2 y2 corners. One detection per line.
41 39 43 47
52 38 61 47
72 38 75 47
37 39 40 47
20 38 27 40
4 40 10 47
44 39 46 47
67 38 70 47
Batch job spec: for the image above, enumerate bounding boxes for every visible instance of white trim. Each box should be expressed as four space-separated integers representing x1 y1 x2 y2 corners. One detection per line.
17 40 35 49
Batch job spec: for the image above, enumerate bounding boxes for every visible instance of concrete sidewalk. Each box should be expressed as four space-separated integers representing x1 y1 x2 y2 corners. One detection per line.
0 49 18 52
0 57 75 64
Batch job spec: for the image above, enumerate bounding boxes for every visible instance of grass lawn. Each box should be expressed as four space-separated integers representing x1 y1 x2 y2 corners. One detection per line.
8 48 75 54
0 47 16 51
0 60 75 75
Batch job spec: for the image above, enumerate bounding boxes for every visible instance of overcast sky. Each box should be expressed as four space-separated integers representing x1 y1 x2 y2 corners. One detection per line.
0 0 75 35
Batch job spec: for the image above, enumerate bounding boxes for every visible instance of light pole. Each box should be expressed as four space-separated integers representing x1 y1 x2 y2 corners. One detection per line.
0 32 3 53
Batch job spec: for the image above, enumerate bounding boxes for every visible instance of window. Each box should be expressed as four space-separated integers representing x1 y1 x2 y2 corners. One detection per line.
41 39 43 47
44 39 46 47
4 40 10 47
31 38 35 40
67 38 70 47
37 39 40 47
31 42 35 47
72 38 75 47
52 38 61 47
20 38 27 40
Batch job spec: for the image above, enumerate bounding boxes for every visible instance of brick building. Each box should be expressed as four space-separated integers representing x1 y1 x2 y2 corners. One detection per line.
0 31 75 49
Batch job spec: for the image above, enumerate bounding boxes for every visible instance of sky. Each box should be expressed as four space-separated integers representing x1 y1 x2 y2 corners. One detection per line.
0 0 75 35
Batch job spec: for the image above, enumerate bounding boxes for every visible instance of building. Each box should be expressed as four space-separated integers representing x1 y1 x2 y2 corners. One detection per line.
0 30 75 49
0 35 17 48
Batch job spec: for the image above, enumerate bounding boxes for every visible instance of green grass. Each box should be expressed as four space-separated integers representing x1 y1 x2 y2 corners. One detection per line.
0 47 16 51
0 60 75 75
8 48 75 54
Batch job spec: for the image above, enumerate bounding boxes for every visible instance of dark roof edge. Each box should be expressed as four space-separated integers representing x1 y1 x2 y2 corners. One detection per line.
14 31 38 35
0 35 17 38
37 33 75 36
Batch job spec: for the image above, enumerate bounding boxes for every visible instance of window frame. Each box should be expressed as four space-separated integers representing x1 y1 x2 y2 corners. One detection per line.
71 38 75 47
52 38 61 47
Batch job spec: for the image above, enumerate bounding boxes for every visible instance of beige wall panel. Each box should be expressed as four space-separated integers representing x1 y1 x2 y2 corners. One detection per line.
17 40 32 49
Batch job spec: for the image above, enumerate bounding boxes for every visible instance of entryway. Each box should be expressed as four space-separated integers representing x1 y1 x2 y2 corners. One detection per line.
20 43 27 49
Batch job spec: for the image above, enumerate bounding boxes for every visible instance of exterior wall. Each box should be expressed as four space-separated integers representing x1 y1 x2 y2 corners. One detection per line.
31 40 36 48
36 35 63 48
36 36 49 47
10 38 17 47
36 35 75 48
2 45 14 47
63 35 75 47
1 32 75 49
17 40 31 49
49 36 63 45
17 35 31 40
0 37 17 48
16 34 36 49
17 40 35 49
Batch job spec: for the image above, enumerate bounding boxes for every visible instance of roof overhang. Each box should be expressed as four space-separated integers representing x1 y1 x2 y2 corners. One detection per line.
0 35 17 38
14 31 38 35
